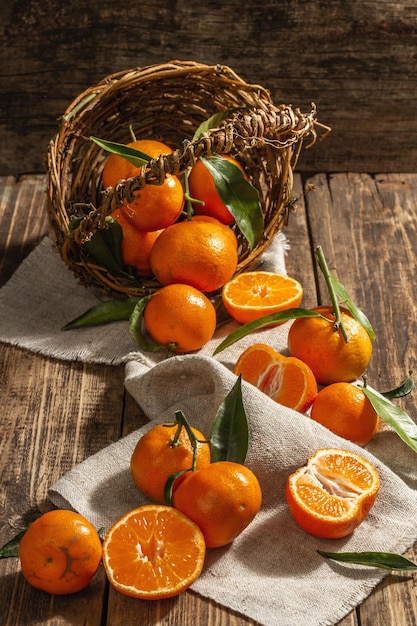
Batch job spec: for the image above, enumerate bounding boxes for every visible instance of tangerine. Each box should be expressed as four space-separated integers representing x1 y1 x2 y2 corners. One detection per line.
130 422 211 504
143 284 217 353
188 154 247 225
310 382 380 446
102 139 184 231
102 505 206 599
110 208 162 277
234 343 317 413
222 271 303 324
150 217 238 292
18 509 102 595
287 305 373 385
286 448 380 539
173 461 262 548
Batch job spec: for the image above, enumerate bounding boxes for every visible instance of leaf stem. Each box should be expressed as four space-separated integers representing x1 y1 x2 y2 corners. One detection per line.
314 246 349 343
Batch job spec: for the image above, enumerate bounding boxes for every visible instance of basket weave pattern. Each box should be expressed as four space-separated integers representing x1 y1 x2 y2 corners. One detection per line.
47 61 321 297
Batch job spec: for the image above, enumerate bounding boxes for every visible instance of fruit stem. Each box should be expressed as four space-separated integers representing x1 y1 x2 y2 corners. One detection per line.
315 246 349 343
173 410 211 471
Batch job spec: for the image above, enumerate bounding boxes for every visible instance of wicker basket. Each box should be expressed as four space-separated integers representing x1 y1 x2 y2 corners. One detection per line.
46 60 325 297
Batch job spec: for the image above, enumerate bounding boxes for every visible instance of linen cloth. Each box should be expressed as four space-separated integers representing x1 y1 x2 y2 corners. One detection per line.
1 235 417 625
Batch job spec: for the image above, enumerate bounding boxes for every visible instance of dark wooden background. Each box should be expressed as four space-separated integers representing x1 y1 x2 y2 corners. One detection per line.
1 0 416 176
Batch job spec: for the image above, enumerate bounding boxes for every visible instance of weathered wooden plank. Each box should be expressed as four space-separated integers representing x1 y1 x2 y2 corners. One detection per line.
1 1 417 175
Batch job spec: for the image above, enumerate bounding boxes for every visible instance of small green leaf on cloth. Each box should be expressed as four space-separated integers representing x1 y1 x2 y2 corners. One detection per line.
318 550 417 571
210 374 249 464
200 155 264 250
62 297 140 330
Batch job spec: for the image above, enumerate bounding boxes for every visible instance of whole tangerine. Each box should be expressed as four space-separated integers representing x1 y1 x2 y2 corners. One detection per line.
310 382 380 446
287 305 373 385
131 423 211 504
18 509 102 595
173 461 262 548
143 283 217 353
102 139 184 231
110 208 162 277
150 217 238 293
188 154 247 225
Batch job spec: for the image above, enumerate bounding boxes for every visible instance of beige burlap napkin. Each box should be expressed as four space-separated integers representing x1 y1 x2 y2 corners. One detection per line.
49 351 417 626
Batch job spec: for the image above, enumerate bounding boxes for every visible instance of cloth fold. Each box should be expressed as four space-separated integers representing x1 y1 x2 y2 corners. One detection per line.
49 354 417 626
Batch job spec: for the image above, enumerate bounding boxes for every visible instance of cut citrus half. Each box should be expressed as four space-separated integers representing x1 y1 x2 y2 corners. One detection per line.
222 271 303 324
102 505 206 599
234 343 317 412
286 448 380 539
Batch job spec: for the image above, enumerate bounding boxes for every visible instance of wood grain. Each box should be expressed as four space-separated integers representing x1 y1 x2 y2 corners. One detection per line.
1 1 417 175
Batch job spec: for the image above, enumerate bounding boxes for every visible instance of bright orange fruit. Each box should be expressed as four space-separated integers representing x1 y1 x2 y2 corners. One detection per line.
310 382 380 446
130 422 211 504
102 138 184 231
222 271 303 324
286 448 380 538
143 284 217 353
102 505 206 599
110 208 162 277
287 305 373 385
188 154 247 225
150 217 238 293
173 461 262 548
18 509 102 595
234 343 317 413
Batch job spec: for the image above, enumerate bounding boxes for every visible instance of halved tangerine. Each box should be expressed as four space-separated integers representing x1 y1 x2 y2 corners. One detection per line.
102 505 206 599
286 448 380 539
222 271 303 324
234 343 317 412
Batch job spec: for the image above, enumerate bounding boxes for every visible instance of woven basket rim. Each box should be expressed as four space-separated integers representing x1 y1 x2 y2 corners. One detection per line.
46 60 329 297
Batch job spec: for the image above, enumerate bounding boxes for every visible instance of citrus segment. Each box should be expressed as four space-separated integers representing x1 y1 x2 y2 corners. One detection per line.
287 305 373 385
310 382 380 446
286 448 380 538
143 284 217 353
102 505 206 599
222 271 303 324
234 343 317 412
130 423 211 504
173 461 262 548
18 510 102 595
150 218 238 292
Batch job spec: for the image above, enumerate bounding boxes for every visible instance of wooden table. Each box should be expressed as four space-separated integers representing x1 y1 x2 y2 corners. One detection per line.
1 172 416 625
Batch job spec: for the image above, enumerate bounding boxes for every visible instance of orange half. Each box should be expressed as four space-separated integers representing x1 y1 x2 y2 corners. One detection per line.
222 271 303 324
102 505 206 599
234 343 317 412
286 448 380 538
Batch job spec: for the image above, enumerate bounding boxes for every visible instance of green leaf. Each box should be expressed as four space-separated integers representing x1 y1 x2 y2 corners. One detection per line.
381 372 415 399
360 384 417 454
318 550 417 571
83 217 126 274
328 273 376 340
213 308 321 355
192 108 243 140
200 155 264 250
314 247 375 340
129 296 164 353
0 530 26 558
90 136 150 168
210 374 249 463
62 297 140 330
